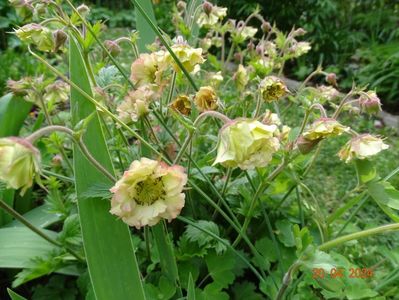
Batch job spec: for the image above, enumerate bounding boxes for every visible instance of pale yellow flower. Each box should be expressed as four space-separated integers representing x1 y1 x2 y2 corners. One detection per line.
262 109 281 126
163 43 205 73
15 23 54 52
359 91 382 115
110 158 187 229
259 76 287 102
303 118 349 141
117 85 156 123
289 41 311 57
197 2 227 27
214 119 280 170
194 86 218 112
130 53 162 87
317 85 340 102
170 95 191 116
0 137 41 194
338 134 389 163
44 80 69 103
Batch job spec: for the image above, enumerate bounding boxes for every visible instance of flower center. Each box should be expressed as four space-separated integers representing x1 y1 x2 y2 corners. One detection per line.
134 177 164 205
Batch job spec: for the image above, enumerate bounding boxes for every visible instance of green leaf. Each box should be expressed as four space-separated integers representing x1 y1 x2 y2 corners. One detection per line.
195 284 229 300
184 220 227 253
69 37 146 300
7 289 27 300
79 182 113 200
0 227 57 269
276 219 296 247
134 0 156 53
187 273 196 300
368 181 399 210
0 93 32 136
232 281 263 300
355 159 378 184
5 204 62 228
205 250 237 290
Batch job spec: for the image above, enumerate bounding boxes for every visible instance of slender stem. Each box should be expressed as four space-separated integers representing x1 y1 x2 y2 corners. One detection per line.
319 223 399 251
173 111 231 164
26 125 116 182
336 195 369 237
327 190 365 224
332 90 357 119
164 71 177 117
275 262 301 300
129 0 199 91
254 92 262 118
233 161 287 246
297 66 323 91
211 167 232 220
0 199 84 262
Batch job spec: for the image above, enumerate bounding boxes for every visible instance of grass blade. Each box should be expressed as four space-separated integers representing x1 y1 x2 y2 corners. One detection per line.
69 37 146 300
134 0 156 53
7 288 27 300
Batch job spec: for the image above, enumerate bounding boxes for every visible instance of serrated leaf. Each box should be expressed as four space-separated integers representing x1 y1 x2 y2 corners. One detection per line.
355 159 378 184
96 66 123 88
79 182 113 200
205 250 237 290
195 284 229 300
232 281 263 300
368 181 399 210
276 219 296 247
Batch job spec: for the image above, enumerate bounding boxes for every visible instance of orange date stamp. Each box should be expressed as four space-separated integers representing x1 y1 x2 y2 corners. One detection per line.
312 267 374 279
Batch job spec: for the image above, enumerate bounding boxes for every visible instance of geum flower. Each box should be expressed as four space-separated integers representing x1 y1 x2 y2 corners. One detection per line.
130 53 162 87
0 137 41 194
302 118 349 141
110 158 187 229
338 134 389 163
214 119 280 170
259 76 288 102
162 42 205 73
194 86 218 112
197 1 227 27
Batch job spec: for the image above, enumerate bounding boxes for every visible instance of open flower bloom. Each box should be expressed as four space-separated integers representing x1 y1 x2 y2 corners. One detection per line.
259 76 287 102
117 85 156 123
163 43 205 73
130 53 162 87
338 134 389 163
44 80 69 103
289 41 311 58
15 23 54 52
195 86 218 112
214 119 280 170
303 118 349 141
110 158 187 229
170 95 191 116
197 2 227 27
0 137 41 194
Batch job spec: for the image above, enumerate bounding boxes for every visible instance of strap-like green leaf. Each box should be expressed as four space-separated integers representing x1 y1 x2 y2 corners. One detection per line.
69 37 146 300
134 0 156 53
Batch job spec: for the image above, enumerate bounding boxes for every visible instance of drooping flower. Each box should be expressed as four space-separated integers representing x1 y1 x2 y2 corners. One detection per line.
44 80 69 103
208 72 224 87
214 119 280 170
130 53 161 87
338 134 389 163
262 109 281 126
194 86 218 112
233 64 248 91
303 118 349 141
117 85 156 123
170 95 191 116
110 158 187 229
163 42 205 73
289 41 311 58
259 76 287 102
317 85 340 103
359 91 382 115
15 23 54 52
197 1 227 27
0 137 41 194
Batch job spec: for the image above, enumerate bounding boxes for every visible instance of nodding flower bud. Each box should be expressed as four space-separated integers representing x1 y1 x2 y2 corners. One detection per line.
255 44 264 56
233 52 242 62
0 137 41 195
247 41 255 51
53 29 67 51
77 4 90 17
261 21 271 33
203 1 213 14
359 91 382 115
326 73 337 86
291 28 306 37
177 1 186 11
296 135 320 154
104 40 121 57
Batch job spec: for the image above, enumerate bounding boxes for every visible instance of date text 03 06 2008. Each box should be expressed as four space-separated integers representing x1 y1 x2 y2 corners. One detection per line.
312 268 374 279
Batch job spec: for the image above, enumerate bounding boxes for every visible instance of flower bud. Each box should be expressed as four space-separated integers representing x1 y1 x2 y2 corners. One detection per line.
262 109 281 126
326 73 337 86
194 86 218 112
296 135 320 154
177 1 187 11
214 119 280 170
53 29 67 51
203 1 213 14
247 41 255 51
233 52 242 62
261 21 271 33
7 77 33 95
233 64 248 91
0 137 41 194
338 134 389 163
110 158 187 229
170 95 191 116
291 28 306 37
52 154 63 167
104 40 121 57
77 4 90 17
259 76 288 102
359 91 382 115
